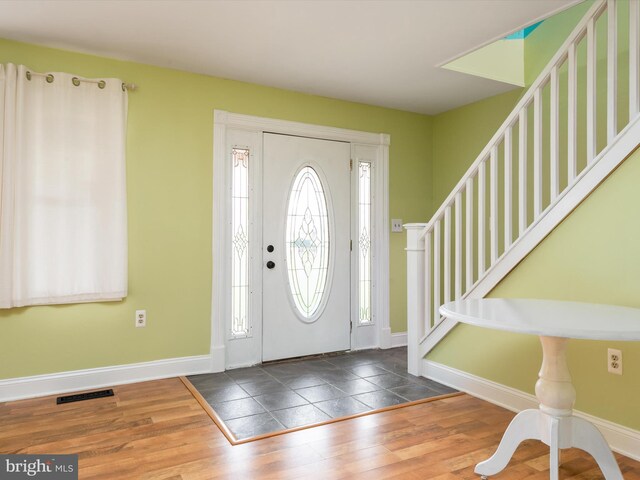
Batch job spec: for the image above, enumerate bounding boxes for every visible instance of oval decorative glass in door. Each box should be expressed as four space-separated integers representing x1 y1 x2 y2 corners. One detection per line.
285 166 330 320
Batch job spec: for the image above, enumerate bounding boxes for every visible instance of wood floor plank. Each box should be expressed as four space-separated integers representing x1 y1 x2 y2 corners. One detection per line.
0 377 638 479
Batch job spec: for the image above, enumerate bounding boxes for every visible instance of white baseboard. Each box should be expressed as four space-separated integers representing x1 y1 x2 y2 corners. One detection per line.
391 332 407 348
422 360 640 462
0 354 212 403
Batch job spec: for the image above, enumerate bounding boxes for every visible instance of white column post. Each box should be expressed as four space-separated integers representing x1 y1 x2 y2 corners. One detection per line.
405 223 427 376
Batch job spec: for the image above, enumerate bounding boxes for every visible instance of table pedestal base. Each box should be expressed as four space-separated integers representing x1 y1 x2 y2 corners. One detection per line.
474 336 622 479
437 299 640 479
474 409 622 479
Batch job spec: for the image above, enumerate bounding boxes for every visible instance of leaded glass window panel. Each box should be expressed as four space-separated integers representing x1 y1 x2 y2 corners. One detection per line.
285 166 330 319
231 148 250 337
358 162 372 324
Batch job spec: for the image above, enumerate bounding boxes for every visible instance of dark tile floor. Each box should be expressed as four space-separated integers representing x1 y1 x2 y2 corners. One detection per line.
187 346 457 440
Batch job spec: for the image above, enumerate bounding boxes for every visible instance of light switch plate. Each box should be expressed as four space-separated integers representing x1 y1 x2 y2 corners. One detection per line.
391 219 403 233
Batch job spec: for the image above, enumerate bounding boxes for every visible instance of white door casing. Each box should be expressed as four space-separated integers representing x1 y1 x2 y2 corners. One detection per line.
211 111 390 370
262 134 351 361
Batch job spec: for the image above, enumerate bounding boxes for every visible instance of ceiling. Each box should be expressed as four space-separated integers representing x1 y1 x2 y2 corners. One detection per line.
0 0 580 115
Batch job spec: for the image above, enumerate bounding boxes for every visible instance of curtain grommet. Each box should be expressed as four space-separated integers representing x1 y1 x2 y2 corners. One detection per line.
72 77 81 87
26 71 32 81
46 74 54 84
98 80 106 89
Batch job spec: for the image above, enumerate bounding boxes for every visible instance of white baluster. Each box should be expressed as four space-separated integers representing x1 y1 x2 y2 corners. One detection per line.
550 67 559 199
568 42 578 182
478 161 486 276
534 88 543 217
465 177 474 291
630 0 640 120
490 146 498 264
518 108 528 234
607 0 618 142
454 192 462 299
444 206 451 304
424 230 432 331
587 17 597 163
504 127 513 249
433 219 441 325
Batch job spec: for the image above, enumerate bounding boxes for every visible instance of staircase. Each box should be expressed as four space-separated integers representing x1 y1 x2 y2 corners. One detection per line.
406 0 640 376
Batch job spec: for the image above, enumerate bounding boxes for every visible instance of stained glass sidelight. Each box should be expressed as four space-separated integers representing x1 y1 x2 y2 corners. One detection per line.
358 162 372 324
231 148 250 337
285 167 330 319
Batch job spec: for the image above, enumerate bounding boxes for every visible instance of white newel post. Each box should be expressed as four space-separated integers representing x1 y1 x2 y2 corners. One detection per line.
405 223 427 376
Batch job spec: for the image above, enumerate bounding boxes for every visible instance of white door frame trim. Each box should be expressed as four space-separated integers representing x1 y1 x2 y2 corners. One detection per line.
211 110 390 371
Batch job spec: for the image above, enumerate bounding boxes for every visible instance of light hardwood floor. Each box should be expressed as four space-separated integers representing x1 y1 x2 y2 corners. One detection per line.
1 377 638 479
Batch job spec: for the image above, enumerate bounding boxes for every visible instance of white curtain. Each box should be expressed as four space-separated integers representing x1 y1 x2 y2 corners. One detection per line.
0 63 128 308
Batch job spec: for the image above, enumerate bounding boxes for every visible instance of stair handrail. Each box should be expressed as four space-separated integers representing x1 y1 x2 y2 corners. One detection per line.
419 0 607 239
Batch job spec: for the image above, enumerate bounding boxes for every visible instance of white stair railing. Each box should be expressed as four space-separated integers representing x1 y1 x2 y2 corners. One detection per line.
407 0 640 376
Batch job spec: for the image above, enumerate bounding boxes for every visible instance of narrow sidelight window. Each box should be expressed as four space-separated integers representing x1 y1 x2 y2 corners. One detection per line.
231 147 250 337
358 162 372 324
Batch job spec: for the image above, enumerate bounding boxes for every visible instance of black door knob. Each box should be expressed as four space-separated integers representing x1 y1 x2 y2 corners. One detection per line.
267 245 274 253
266 261 275 269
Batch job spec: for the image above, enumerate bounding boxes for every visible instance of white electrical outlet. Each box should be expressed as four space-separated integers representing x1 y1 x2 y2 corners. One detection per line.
391 219 403 233
135 309 147 328
608 348 622 375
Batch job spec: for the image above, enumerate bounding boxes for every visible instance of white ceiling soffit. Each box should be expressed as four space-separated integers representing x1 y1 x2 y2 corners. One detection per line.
0 0 581 115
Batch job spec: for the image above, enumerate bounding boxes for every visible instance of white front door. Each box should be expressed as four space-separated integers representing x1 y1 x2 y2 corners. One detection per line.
262 133 351 361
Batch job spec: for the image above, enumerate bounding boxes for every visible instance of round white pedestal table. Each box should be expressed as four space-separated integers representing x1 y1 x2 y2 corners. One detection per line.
440 298 640 480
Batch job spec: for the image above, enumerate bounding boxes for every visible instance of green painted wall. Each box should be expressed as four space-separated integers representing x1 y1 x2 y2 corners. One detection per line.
432 88 523 209
443 39 525 87
0 38 433 379
428 0 640 429
524 1 592 86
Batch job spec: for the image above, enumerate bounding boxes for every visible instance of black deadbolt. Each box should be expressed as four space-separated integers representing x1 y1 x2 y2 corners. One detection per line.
267 245 274 253
266 261 276 269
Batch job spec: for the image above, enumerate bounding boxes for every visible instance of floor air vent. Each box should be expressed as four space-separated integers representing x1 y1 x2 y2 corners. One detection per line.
56 389 114 405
